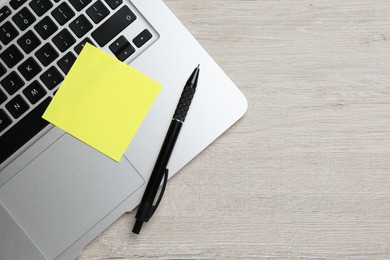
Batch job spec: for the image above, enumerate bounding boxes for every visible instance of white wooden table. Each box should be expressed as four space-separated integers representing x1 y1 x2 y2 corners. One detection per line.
78 0 390 258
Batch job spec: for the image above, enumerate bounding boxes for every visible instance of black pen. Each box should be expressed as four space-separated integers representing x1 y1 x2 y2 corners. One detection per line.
132 65 200 234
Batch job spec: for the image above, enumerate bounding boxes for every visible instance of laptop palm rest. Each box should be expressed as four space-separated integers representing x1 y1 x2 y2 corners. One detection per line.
0 134 144 260
0 202 43 259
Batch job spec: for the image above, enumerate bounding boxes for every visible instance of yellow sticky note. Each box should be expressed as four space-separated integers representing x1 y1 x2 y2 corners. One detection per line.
42 43 162 161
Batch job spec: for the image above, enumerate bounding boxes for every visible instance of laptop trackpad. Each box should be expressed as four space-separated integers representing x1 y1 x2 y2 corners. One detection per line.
0 134 144 259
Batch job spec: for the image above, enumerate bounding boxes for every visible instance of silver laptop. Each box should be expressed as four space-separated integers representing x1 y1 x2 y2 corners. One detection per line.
0 0 247 259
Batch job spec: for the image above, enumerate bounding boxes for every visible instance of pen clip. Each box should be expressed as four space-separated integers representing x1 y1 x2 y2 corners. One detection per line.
146 168 169 221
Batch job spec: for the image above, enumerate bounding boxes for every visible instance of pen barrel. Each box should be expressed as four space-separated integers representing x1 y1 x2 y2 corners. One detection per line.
136 121 182 219
173 85 196 123
133 65 199 234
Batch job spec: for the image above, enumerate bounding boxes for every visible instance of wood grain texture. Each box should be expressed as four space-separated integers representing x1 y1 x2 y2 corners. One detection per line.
78 0 390 259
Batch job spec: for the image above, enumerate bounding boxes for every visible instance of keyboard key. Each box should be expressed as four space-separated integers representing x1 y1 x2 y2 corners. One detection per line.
74 37 94 54
51 2 75 26
0 71 24 95
6 94 29 119
109 35 135 61
105 0 123 10
34 16 58 40
91 6 136 47
116 44 134 61
0 109 12 133
57 52 76 74
133 29 152 48
0 63 6 78
52 29 76 52
12 7 36 31
17 30 41 54
0 89 7 105
109 35 129 54
69 0 92 11
35 42 59 66
0 97 51 164
87 1 109 24
0 6 12 24
18 57 42 81
0 44 24 68
40 66 63 90
0 21 19 45
69 14 93 38
23 80 46 104
29 0 53 17
9 0 27 10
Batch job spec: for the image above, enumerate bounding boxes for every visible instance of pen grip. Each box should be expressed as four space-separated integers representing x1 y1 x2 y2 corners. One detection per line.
173 85 196 123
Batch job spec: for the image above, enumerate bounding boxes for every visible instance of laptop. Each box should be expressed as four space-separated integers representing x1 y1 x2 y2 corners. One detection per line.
0 0 247 259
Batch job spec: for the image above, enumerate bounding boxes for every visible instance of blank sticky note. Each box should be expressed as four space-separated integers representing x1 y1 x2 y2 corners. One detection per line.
42 43 162 161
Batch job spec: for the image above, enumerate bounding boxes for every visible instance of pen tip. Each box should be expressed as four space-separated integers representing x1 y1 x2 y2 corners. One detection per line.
197 64 200 69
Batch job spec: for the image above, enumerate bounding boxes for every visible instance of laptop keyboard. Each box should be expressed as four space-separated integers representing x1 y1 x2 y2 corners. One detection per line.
0 0 159 165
